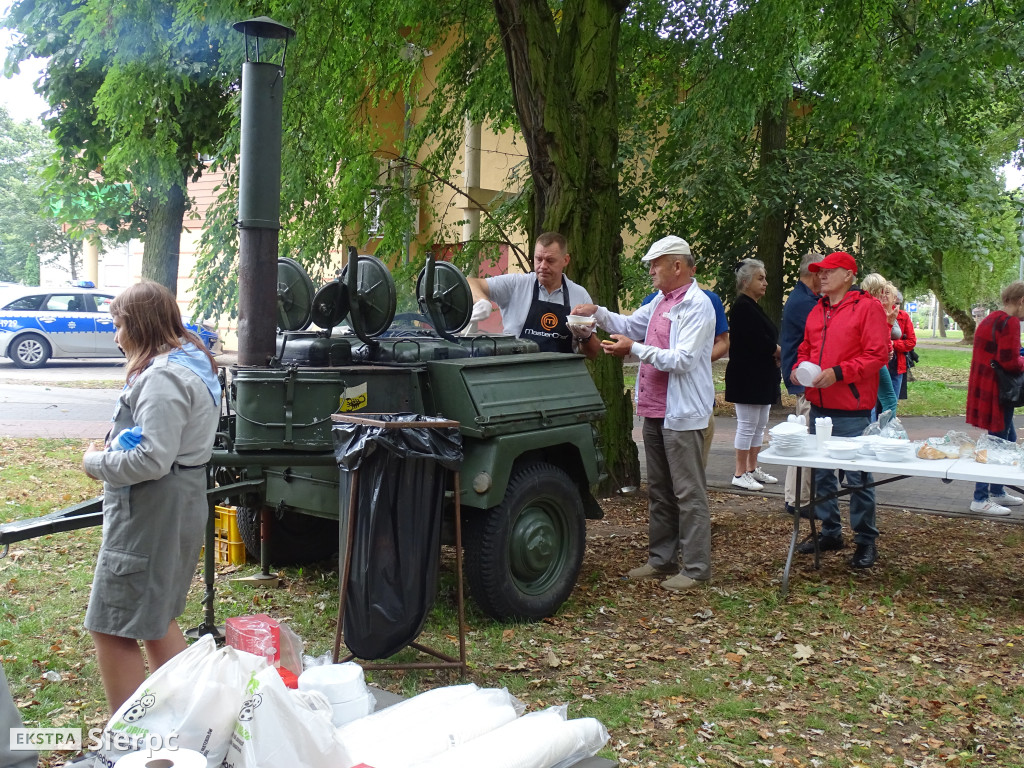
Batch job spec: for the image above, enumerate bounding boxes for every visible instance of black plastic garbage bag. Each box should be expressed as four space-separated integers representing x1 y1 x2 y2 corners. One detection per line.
333 414 462 660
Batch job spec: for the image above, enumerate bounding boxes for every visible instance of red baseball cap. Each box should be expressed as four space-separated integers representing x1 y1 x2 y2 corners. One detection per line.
808 251 857 273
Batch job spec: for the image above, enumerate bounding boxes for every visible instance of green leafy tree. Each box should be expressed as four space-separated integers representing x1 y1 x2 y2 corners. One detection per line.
0 105 71 282
632 0 1024 332
3 0 240 294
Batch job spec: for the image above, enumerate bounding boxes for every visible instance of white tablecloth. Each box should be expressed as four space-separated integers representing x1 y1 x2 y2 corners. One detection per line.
759 436 1024 486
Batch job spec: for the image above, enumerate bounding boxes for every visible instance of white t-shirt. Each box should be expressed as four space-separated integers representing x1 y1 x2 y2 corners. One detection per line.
486 273 593 337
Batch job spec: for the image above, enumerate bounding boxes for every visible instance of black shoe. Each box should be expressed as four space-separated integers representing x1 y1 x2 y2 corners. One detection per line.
796 533 844 554
851 541 878 569
783 503 814 520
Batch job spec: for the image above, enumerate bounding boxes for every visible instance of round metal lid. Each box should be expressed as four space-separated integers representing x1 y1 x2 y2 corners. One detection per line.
416 259 472 336
276 257 314 331
310 280 349 329
345 254 396 341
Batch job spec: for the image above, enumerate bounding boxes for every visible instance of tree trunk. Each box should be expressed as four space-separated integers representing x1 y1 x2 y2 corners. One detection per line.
928 255 975 343
67 240 78 281
756 100 788 327
140 179 187 296
494 0 639 491
945 304 975 343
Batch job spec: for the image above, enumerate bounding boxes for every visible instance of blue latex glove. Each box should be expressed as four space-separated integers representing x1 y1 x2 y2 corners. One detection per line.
113 426 143 451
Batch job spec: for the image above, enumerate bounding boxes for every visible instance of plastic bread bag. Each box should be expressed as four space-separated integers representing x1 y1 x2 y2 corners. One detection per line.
973 434 1023 465
277 620 304 676
407 705 610 768
878 413 909 440
918 431 975 459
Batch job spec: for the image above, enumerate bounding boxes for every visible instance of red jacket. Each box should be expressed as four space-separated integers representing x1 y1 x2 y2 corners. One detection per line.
795 288 891 413
891 310 917 374
966 310 1024 433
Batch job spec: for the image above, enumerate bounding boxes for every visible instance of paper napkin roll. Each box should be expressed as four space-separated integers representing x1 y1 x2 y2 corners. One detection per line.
114 748 207 768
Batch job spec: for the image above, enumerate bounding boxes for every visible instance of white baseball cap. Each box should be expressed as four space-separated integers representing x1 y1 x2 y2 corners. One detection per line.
642 235 691 262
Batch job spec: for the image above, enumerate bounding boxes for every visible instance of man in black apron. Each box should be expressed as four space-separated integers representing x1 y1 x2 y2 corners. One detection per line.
468 233 599 359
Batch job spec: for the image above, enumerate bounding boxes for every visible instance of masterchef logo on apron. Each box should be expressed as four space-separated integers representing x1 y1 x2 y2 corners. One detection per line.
520 278 573 353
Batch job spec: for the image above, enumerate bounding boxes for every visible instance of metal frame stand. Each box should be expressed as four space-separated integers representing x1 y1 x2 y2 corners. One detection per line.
780 467 909 598
331 416 467 676
187 487 225 640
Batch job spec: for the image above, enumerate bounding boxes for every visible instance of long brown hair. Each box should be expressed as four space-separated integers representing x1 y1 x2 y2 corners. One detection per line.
109 281 217 384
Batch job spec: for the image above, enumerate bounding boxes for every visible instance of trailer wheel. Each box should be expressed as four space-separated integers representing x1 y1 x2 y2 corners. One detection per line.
464 462 585 621
236 505 339 565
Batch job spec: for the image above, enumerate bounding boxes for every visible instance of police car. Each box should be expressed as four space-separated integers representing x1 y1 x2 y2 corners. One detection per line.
0 284 221 368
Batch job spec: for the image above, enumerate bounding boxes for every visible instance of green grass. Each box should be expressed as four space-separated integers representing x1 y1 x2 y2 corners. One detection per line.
914 346 972 369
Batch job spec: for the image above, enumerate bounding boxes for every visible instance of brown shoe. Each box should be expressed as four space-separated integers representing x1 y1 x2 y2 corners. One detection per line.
626 562 675 579
660 573 706 592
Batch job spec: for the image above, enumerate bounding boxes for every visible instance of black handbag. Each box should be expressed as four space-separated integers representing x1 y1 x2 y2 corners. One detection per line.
989 317 1024 408
990 360 1024 408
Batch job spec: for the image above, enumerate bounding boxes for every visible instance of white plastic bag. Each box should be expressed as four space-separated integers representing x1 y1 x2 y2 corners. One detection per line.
407 706 610 768
220 666 353 768
974 434 1022 465
92 635 267 768
336 685 521 768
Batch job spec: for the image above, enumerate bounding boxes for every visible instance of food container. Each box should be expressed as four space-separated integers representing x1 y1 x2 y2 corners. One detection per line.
298 662 367 703
793 361 822 387
329 692 376 727
874 443 913 463
852 435 881 456
823 440 860 460
566 314 597 332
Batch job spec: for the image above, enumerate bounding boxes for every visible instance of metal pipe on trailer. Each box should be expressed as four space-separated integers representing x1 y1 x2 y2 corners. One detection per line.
233 16 295 367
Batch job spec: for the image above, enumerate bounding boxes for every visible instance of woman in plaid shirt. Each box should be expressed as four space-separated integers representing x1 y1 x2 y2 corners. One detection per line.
966 280 1024 515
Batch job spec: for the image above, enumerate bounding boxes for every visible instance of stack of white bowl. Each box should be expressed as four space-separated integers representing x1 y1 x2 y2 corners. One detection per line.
298 662 376 727
769 422 809 456
852 435 881 456
873 437 913 463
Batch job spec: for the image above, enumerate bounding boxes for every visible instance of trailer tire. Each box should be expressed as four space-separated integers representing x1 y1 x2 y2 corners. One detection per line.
236 505 338 565
464 462 585 621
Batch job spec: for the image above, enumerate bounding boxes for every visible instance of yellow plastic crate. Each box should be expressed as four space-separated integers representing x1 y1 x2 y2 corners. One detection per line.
213 505 247 565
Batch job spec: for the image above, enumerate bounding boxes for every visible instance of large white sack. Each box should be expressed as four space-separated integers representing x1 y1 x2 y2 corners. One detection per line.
220 665 353 768
93 635 266 768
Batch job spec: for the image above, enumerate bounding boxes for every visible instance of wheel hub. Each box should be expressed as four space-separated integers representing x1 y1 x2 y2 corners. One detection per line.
509 504 563 593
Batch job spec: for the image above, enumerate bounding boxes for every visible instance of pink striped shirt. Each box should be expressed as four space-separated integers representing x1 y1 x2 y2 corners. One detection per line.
637 282 691 418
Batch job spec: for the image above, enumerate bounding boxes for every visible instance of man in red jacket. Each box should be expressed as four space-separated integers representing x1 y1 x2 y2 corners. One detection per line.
794 251 890 568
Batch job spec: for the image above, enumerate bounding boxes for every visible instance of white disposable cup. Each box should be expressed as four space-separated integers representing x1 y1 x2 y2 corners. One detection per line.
815 423 833 451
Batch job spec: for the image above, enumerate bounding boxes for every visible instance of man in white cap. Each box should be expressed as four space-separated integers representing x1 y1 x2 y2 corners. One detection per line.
468 232 599 359
573 235 716 591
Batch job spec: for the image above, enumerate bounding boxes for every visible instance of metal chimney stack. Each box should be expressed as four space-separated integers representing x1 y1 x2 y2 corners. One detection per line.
232 16 295 366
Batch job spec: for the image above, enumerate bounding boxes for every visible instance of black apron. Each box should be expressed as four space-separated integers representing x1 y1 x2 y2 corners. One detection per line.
520 278 573 353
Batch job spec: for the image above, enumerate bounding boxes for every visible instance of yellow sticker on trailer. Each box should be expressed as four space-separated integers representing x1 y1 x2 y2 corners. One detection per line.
339 382 368 412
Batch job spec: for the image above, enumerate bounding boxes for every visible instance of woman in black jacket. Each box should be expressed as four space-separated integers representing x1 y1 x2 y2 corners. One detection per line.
725 258 782 491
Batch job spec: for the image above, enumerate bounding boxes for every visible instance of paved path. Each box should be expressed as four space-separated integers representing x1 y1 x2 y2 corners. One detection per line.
0 383 116 439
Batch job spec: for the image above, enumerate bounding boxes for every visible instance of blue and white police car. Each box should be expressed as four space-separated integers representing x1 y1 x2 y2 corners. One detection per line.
0 284 221 368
